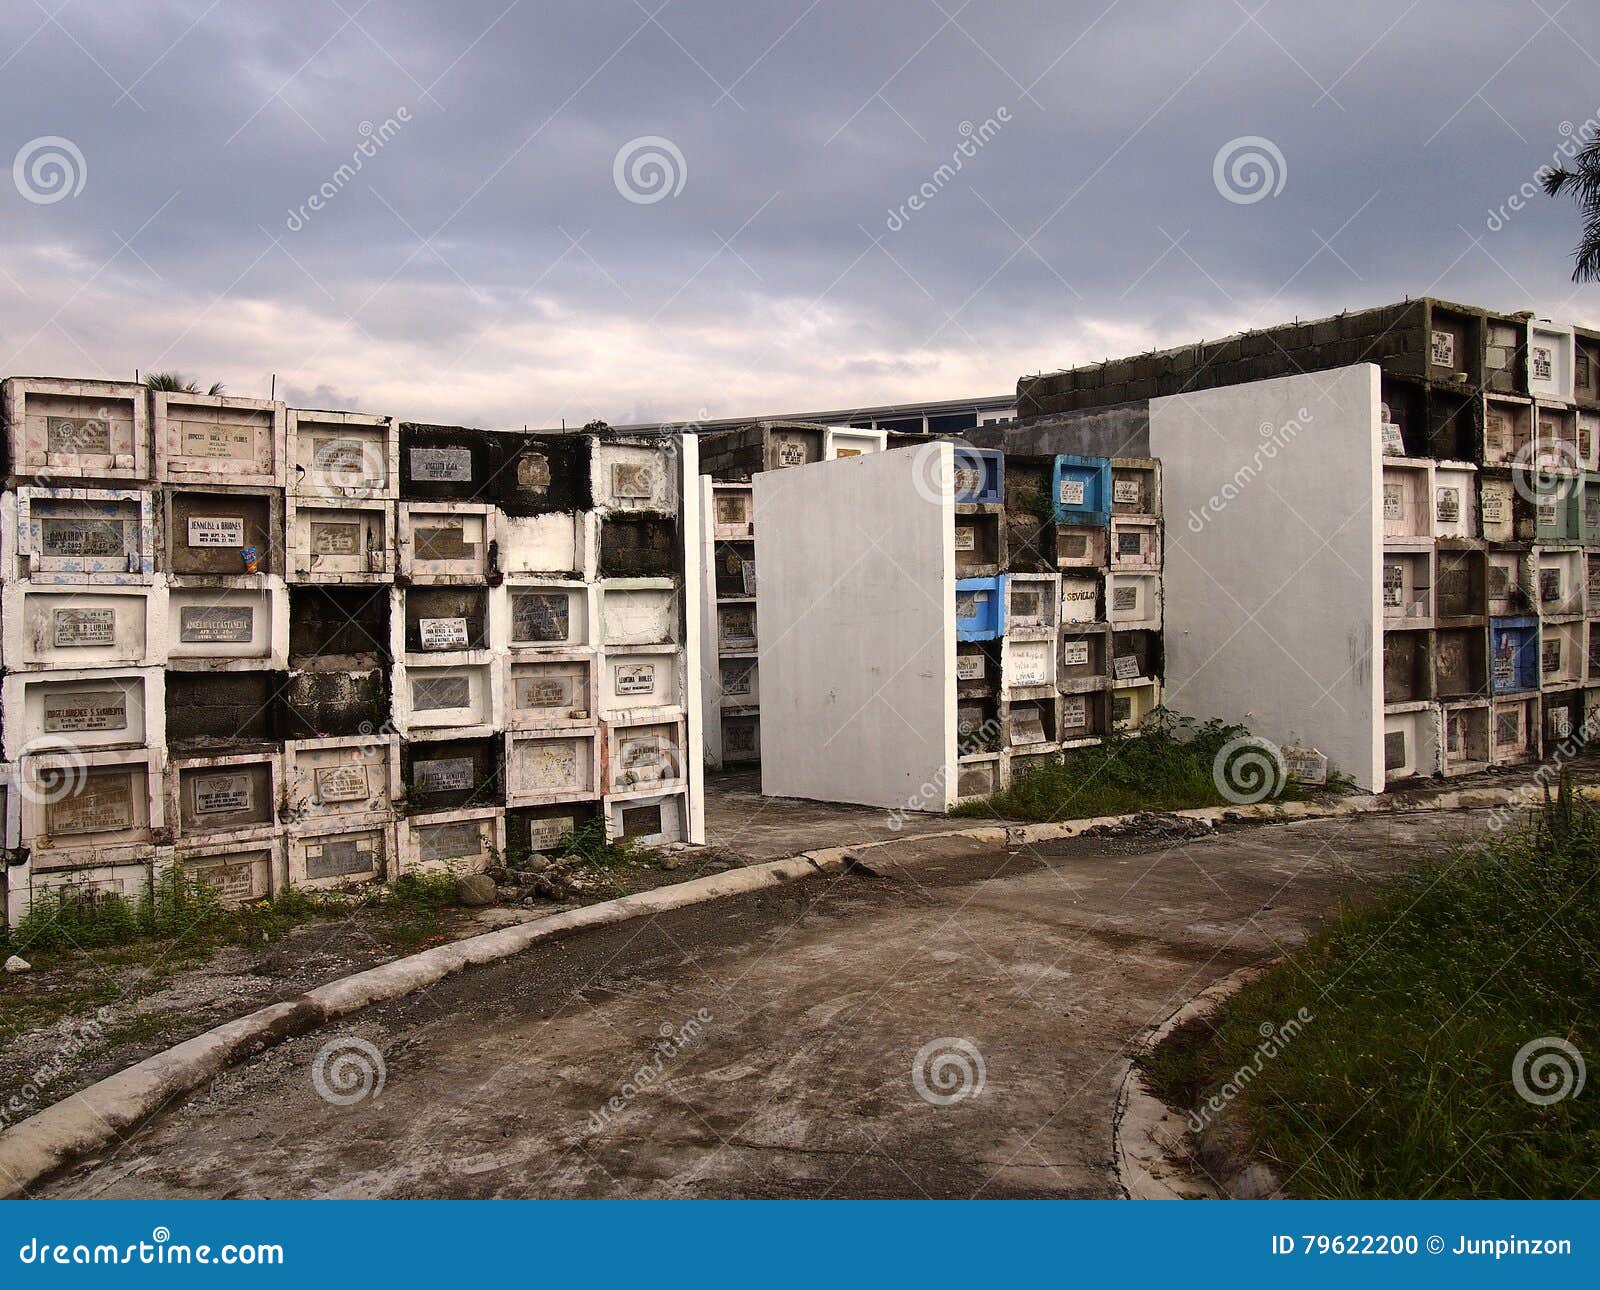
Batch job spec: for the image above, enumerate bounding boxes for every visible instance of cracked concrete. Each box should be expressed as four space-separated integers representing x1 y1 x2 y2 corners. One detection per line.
36 807 1495 1199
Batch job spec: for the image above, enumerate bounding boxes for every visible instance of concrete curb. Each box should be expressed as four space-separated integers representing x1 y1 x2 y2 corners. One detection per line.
0 777 1548 1198
0 855 818 1199
1110 963 1269 1200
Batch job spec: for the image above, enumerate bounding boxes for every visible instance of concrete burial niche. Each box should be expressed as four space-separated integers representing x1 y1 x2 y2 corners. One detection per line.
3 377 151 484
598 512 680 578
505 800 600 858
152 391 286 488
2 584 157 669
591 440 679 514
401 735 502 812
170 751 279 842
8 486 156 583
398 808 503 877
288 409 396 498
400 584 491 654
288 824 391 891
505 581 590 648
489 433 592 515
164 487 280 577
397 424 494 502
285 734 398 826
176 837 282 907
164 670 284 752
166 582 286 670
25 753 162 855
287 497 393 582
398 501 493 583
505 654 595 727
506 729 600 805
2 667 164 761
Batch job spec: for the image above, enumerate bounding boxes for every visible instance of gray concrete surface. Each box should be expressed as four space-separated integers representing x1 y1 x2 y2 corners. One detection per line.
41 809 1493 1199
703 769 961 860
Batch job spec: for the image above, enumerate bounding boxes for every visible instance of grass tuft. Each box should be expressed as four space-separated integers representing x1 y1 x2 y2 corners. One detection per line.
1140 773 1600 1198
954 708 1319 822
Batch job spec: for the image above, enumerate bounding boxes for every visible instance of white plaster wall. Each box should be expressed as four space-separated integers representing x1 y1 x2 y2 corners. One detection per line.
755 445 955 810
1149 364 1383 790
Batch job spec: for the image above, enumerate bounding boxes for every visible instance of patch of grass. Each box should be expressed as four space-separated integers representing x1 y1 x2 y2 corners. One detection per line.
954 709 1313 822
1 866 468 972
1141 776 1600 1198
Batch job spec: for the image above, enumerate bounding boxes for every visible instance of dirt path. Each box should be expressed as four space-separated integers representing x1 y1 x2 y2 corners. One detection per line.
35 809 1493 1199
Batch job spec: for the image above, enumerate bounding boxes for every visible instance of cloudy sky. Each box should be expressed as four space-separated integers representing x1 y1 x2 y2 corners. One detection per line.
1 0 1596 427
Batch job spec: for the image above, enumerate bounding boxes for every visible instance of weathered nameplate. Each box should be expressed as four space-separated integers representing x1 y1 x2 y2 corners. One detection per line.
180 605 254 643
714 495 747 525
313 437 368 474
723 720 758 754
54 606 116 647
1058 478 1085 506
719 609 756 643
955 653 985 681
1113 478 1142 506
311 521 362 555
720 663 753 695
412 675 471 712
1061 640 1091 667
1117 529 1144 557
47 415 111 453
40 517 126 558
410 446 472 482
1009 709 1047 746
953 524 977 553
614 663 656 695
1061 695 1088 729
314 763 370 803
511 592 569 642
43 689 128 733
419 617 470 649
1113 694 1133 724
48 772 134 835
414 757 475 793
191 772 255 815
1112 585 1139 613
612 462 654 500
187 856 264 903
178 423 255 460
418 820 484 864
305 835 377 880
522 741 580 787
188 516 244 547
620 804 663 837
516 451 550 492
1282 746 1328 785
414 524 474 561
515 675 575 709
1112 653 1142 680
525 814 576 850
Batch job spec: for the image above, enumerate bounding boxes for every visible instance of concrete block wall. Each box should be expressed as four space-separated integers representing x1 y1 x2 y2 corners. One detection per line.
0 379 702 926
